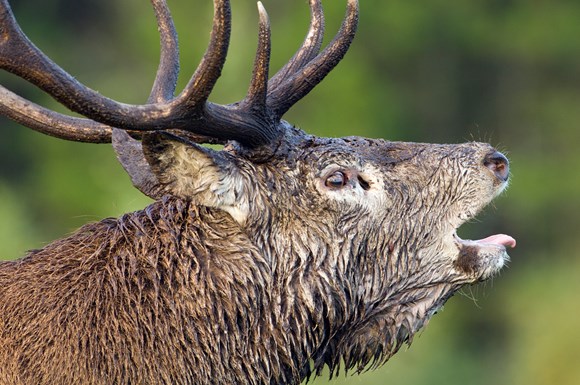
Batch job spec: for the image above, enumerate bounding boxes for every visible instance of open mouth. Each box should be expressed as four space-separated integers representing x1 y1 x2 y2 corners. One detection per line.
453 232 517 280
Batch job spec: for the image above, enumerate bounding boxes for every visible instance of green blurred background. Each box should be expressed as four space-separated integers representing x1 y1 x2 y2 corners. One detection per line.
1 0 579 384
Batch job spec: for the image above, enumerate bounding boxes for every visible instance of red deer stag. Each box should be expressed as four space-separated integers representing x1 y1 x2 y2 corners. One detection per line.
0 0 516 384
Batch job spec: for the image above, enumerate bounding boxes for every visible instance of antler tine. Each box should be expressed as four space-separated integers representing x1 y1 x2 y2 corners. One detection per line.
0 0 228 131
0 0 179 144
149 0 180 103
0 0 113 143
175 0 279 148
267 0 359 119
148 0 278 147
267 0 324 93
0 0 170 131
113 0 184 199
175 0 231 108
243 2 271 110
0 85 112 142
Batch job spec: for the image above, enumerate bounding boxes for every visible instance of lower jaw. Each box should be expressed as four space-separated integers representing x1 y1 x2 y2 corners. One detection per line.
453 232 514 279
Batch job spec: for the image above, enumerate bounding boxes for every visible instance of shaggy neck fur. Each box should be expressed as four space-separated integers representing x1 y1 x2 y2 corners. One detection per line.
1 198 274 385
243 176 464 380
1 192 466 385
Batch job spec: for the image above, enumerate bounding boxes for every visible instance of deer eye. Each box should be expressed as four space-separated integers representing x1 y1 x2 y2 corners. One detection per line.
325 171 348 189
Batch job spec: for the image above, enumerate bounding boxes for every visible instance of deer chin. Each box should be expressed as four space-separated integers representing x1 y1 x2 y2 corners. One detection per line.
453 232 516 281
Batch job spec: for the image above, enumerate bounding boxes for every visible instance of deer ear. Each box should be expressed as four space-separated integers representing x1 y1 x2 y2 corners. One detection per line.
142 132 250 224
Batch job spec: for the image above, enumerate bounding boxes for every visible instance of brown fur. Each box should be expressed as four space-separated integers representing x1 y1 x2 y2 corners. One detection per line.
1 199 275 384
1 134 512 384
0 0 513 382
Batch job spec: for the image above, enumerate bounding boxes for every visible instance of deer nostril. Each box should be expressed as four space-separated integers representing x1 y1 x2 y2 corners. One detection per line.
484 151 510 182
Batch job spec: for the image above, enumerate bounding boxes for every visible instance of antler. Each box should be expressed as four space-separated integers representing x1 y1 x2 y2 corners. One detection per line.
0 0 359 149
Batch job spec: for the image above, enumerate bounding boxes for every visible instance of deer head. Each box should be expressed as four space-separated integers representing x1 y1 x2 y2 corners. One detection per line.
0 0 515 382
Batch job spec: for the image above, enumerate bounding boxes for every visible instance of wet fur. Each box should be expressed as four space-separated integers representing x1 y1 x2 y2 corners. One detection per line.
1 131 506 384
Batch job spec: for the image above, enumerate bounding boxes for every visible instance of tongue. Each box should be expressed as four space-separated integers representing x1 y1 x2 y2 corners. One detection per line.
475 234 516 248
